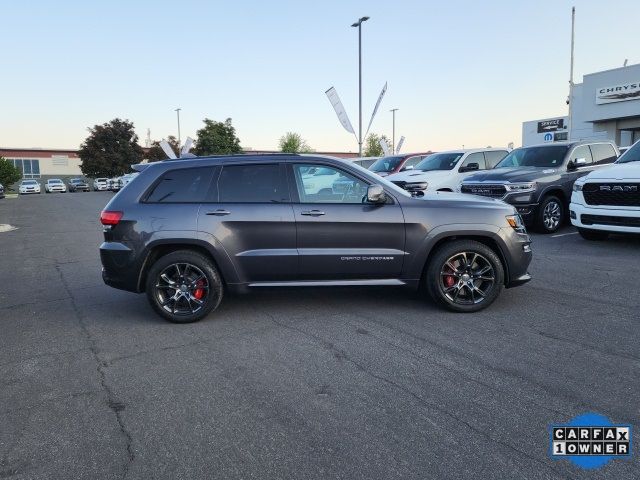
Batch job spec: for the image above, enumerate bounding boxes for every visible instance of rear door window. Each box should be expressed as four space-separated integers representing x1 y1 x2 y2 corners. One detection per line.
146 167 216 203
218 164 289 203
589 143 618 165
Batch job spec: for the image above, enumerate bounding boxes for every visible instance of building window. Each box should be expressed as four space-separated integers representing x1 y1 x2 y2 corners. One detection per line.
8 158 41 178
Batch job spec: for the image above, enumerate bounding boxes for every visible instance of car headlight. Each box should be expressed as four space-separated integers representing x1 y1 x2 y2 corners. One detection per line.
573 183 584 192
506 214 527 234
505 182 536 193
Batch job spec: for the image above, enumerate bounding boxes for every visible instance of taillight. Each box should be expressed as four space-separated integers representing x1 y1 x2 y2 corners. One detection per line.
100 211 123 226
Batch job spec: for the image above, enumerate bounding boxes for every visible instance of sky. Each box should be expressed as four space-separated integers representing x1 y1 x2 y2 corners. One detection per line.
1 0 639 153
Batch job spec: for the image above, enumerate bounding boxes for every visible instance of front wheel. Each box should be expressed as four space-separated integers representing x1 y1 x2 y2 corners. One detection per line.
535 195 564 233
578 228 609 241
145 250 223 323
425 240 504 312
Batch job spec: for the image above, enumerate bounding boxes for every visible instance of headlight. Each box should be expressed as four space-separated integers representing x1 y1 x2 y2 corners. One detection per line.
573 183 584 192
505 182 536 192
506 214 527 234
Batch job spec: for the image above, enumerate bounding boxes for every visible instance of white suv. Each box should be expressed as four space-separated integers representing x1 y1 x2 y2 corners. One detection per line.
570 141 640 240
385 148 509 194
94 178 109 191
45 178 67 193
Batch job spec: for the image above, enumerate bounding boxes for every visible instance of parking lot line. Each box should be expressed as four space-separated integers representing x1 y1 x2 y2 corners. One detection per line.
551 232 579 238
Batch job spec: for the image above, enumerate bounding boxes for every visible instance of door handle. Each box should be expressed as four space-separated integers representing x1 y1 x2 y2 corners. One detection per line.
206 209 231 216
300 210 325 217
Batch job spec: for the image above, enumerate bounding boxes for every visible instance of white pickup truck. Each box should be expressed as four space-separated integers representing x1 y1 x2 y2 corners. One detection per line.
570 141 640 240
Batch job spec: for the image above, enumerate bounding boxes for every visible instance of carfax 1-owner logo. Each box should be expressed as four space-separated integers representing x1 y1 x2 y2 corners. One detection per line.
549 413 632 469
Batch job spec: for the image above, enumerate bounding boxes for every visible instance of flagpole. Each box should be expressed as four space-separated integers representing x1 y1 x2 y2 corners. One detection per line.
567 6 575 141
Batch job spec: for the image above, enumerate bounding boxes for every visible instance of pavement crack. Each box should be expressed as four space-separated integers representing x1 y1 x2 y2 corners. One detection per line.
55 265 134 479
263 311 573 479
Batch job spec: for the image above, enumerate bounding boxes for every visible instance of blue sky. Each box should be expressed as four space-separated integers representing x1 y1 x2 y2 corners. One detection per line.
1 0 639 153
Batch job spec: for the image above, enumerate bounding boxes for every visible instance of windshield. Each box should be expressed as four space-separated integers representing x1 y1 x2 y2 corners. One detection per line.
49 179 63 184
23 180 37 185
616 141 640 164
415 153 464 171
369 156 404 173
496 145 569 168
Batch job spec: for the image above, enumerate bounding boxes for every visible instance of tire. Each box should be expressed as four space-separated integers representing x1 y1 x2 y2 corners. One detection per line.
425 240 504 313
578 228 609 241
535 195 564 234
145 250 223 323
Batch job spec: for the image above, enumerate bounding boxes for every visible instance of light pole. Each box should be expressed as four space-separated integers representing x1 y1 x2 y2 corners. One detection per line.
351 16 369 157
390 108 399 153
174 108 182 155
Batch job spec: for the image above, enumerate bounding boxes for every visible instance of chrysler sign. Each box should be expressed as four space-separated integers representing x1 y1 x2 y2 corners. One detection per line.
596 82 640 104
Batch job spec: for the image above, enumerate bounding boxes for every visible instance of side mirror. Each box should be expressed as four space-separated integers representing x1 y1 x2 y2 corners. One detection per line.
460 162 479 173
367 184 386 204
402 165 414 171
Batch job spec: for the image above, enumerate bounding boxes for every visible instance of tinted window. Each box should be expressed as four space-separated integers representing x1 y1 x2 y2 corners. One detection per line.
369 156 404 173
589 144 617 165
496 146 570 168
415 152 463 171
293 164 368 204
570 145 593 165
218 164 288 203
146 167 215 203
484 151 509 169
460 152 486 170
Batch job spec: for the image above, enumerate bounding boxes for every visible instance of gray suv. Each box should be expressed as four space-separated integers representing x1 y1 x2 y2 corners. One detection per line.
100 155 532 323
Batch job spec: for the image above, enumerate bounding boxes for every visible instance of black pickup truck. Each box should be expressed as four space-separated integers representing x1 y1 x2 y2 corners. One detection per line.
461 141 619 233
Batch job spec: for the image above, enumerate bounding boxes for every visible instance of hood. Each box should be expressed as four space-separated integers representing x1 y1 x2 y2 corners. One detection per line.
416 191 511 208
387 169 452 182
463 167 557 183
579 162 640 182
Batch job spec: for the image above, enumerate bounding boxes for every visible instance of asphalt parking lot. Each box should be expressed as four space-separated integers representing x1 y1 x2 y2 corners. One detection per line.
1 192 638 480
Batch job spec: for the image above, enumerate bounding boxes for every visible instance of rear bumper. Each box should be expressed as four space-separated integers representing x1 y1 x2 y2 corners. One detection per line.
100 242 141 292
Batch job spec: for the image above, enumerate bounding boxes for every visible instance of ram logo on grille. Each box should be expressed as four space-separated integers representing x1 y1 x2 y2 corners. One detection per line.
599 185 638 192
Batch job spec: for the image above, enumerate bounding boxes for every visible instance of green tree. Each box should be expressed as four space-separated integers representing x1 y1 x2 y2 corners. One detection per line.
0 157 22 189
145 135 180 162
279 132 312 153
193 118 242 156
364 133 391 157
79 118 144 178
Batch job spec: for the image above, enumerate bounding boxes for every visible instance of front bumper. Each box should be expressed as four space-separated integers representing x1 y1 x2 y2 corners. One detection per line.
500 227 533 288
570 199 640 233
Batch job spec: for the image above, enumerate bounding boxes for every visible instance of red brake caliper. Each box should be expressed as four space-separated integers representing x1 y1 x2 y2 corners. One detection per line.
193 279 206 300
443 264 456 288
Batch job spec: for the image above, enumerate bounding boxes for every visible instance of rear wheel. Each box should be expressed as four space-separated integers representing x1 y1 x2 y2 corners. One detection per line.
535 195 564 233
425 240 504 312
578 228 609 241
145 250 223 323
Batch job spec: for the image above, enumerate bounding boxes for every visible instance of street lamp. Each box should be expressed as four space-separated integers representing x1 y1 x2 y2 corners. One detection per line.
174 108 182 155
351 16 369 157
390 108 399 153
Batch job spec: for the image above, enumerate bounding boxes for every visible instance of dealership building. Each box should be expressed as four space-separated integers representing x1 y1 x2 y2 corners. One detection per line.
523 62 640 147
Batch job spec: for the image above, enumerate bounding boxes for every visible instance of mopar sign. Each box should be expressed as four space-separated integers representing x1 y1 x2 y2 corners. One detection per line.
537 118 564 133
596 82 640 104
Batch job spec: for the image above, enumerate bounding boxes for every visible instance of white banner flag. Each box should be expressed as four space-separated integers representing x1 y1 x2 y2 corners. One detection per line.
379 137 391 156
395 136 405 154
325 87 355 134
365 82 387 137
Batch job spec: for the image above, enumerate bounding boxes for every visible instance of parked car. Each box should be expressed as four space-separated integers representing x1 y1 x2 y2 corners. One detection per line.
0 183 4 199
386 148 509 195
570 140 640 240
368 153 433 177
19 179 41 195
94 178 109 191
120 172 139 188
45 178 67 193
351 156 379 169
68 178 90 192
460 141 619 233
108 177 123 191
100 155 532 323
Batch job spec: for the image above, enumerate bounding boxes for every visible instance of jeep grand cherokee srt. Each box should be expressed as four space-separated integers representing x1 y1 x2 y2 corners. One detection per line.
460 141 619 233
100 155 532 323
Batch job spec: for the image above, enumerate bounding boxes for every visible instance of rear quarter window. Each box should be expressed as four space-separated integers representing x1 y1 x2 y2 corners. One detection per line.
145 167 216 203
